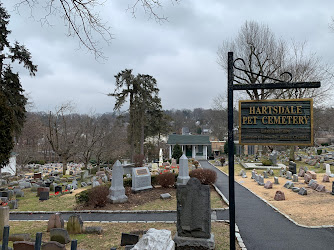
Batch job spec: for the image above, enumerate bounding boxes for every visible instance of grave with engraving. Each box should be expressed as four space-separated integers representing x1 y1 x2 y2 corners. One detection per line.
131 166 153 193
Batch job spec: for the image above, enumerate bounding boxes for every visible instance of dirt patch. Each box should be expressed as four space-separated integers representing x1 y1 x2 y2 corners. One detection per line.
235 173 334 226
75 187 177 211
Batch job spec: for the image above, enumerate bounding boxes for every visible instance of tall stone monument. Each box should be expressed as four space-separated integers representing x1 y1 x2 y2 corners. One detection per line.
108 160 128 203
173 178 215 249
177 154 190 186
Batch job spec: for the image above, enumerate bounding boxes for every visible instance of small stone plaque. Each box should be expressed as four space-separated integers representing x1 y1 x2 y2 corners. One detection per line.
136 168 148 176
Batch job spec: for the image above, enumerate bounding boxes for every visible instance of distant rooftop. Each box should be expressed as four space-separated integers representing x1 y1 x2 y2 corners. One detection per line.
167 134 211 145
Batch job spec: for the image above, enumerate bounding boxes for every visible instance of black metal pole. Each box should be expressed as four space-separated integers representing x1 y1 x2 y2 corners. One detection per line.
71 240 78 250
34 232 42 250
228 52 235 250
2 225 9 250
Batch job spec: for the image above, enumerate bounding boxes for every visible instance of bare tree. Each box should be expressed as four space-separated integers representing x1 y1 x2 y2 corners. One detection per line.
217 21 332 103
13 0 180 58
46 103 81 175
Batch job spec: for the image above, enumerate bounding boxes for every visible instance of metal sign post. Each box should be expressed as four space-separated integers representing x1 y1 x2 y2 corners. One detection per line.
227 51 320 250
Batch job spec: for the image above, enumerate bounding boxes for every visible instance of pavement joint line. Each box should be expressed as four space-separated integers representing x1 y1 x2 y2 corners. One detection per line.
208 161 247 250
210 161 334 230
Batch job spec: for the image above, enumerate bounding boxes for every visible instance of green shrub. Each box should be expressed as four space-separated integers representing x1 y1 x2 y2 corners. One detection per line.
189 169 217 185
123 178 132 187
90 167 98 175
172 144 182 163
75 189 90 204
261 159 273 166
88 185 109 208
156 173 176 188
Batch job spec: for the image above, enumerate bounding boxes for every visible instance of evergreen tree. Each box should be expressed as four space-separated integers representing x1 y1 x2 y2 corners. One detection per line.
172 144 183 163
0 3 37 167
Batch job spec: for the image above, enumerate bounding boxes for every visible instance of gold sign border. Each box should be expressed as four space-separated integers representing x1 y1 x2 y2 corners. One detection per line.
238 98 313 146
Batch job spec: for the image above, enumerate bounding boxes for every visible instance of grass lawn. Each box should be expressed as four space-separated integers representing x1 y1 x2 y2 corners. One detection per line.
5 221 240 250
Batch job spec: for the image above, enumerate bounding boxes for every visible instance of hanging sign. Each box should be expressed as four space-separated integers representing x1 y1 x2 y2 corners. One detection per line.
239 98 313 145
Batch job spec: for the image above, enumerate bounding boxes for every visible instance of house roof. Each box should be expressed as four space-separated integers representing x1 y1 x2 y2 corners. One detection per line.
167 134 211 145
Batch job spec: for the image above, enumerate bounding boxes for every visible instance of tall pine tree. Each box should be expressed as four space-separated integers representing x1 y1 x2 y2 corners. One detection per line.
0 3 37 168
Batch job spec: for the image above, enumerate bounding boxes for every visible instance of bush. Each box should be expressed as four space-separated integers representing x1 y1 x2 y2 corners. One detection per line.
90 166 98 175
172 144 182 163
123 178 132 187
75 189 90 204
134 154 144 167
157 173 176 188
88 185 109 208
261 159 273 166
189 169 217 185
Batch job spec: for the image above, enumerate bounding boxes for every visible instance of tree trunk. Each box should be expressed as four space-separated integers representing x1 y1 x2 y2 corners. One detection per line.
62 158 68 175
140 114 145 156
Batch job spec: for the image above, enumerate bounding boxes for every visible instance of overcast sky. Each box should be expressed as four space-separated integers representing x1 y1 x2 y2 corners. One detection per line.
3 0 334 114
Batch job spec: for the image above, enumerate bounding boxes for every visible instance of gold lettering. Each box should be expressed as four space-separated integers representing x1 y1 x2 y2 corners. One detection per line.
282 116 287 124
256 107 261 115
268 116 274 124
242 116 248 125
261 106 268 114
249 106 256 115
293 116 298 124
296 106 302 114
262 116 268 125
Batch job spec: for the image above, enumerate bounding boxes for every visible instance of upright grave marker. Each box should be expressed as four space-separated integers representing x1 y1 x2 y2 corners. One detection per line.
131 166 152 193
108 160 128 203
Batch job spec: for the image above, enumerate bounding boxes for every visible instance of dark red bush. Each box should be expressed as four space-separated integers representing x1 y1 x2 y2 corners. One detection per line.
157 173 176 188
88 185 109 207
189 169 217 185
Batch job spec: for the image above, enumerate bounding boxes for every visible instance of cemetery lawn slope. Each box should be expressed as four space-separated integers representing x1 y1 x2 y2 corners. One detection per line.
8 221 240 249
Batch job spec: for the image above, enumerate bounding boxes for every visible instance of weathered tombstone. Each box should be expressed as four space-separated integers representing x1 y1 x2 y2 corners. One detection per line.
41 241 66 250
83 227 103 234
47 213 64 232
50 228 71 244
174 178 214 249
254 174 259 182
274 191 285 201
292 174 298 182
13 241 35 250
298 168 305 177
269 150 278 165
304 174 312 184
264 181 272 189
279 168 286 177
133 229 174 250
9 233 31 242
289 161 297 174
258 175 265 186
177 155 190 186
121 233 139 246
310 182 319 190
67 215 83 234
131 166 153 193
315 184 325 192
8 200 18 209
160 193 172 199
323 175 330 182
306 171 317 179
251 170 256 180
298 187 307 195
39 191 49 201
263 171 268 179
274 177 279 184
0 206 9 240
284 181 294 189
37 187 50 197
151 163 159 172
268 169 274 176
286 171 292 180
107 160 128 204
331 181 334 195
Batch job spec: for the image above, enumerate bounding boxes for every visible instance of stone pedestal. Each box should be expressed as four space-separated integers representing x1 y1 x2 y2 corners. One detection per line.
173 232 215 250
108 160 128 203
177 154 190 186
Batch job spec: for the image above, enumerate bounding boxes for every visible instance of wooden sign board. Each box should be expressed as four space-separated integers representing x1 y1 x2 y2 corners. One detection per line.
239 99 313 146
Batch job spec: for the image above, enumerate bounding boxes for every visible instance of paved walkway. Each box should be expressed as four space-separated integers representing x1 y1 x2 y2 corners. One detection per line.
199 160 334 250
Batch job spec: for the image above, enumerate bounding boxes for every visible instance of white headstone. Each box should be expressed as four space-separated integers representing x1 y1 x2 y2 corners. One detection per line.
326 164 331 176
159 148 163 167
131 167 153 192
151 163 158 172
108 160 128 203
177 154 190 186
132 228 174 250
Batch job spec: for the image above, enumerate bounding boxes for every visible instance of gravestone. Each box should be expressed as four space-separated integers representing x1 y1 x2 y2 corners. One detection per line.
268 169 274 176
174 178 214 249
292 174 298 182
108 160 128 203
13 241 35 250
84 227 103 234
133 229 174 250
251 170 256 179
269 150 278 165
151 163 158 172
306 171 317 179
298 187 307 195
331 181 334 195
67 215 83 234
258 175 264 186
323 175 330 182
254 174 259 182
41 241 66 250
274 177 279 184
274 191 285 201
50 228 71 244
121 233 139 246
288 162 297 175
39 191 49 201
264 181 272 189
263 171 268 179
298 168 305 177
0 206 9 240
47 213 64 232
131 166 152 193
34 172 42 179
177 154 190 186
315 184 325 192
37 187 50 197
9 233 31 242
284 181 294 189
286 171 292 180
304 174 312 184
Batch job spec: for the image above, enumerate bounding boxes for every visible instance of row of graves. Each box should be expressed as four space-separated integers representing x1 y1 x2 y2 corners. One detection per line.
0 155 216 249
242 159 334 201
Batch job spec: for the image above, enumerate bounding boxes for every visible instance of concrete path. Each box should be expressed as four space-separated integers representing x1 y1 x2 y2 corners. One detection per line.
10 209 228 222
199 160 334 250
